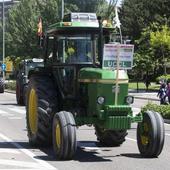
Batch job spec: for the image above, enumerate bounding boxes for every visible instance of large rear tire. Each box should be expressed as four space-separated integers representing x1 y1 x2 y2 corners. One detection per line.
137 111 165 157
16 80 24 105
26 74 58 146
95 126 127 146
53 111 77 160
23 85 28 105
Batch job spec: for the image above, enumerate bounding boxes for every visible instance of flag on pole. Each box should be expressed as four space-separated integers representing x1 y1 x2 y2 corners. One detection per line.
113 6 121 29
37 17 43 36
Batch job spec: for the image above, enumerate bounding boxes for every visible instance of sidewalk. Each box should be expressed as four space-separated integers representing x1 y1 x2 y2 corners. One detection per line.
128 89 159 101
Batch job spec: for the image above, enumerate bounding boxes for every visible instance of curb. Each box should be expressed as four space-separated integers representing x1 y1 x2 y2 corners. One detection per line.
4 90 16 94
164 119 170 124
133 96 159 101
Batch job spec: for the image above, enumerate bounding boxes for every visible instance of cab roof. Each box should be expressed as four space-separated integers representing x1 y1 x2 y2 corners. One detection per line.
46 12 114 35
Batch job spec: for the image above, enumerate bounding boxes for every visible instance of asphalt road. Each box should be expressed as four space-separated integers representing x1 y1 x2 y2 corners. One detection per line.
0 92 170 170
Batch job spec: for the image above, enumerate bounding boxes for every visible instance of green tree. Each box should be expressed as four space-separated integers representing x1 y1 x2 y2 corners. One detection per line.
6 0 41 58
120 0 170 41
65 0 118 20
150 25 170 75
5 0 118 60
131 24 157 81
132 23 170 80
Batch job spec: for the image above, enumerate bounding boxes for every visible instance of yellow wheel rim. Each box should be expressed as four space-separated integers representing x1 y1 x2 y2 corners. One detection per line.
55 120 61 148
141 135 149 145
28 88 38 134
141 122 149 146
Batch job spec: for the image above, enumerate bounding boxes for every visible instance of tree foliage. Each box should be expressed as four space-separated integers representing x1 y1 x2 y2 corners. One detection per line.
120 0 170 40
4 0 118 59
6 0 41 58
132 24 170 79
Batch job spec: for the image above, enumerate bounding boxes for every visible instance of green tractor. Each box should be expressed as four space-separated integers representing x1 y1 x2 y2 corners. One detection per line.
26 13 165 160
16 58 44 105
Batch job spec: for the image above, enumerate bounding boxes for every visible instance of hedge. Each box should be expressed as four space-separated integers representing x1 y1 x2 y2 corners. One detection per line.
156 74 170 84
5 81 16 91
142 103 170 119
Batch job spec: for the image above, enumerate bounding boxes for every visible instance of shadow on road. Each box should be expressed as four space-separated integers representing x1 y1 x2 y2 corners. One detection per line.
121 153 156 159
0 140 149 162
1 103 19 106
0 141 36 150
34 141 114 162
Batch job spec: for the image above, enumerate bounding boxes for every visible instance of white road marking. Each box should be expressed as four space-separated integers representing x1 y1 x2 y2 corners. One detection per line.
0 109 14 117
126 137 137 142
8 117 22 120
165 133 170 136
78 141 102 153
0 159 44 169
165 123 170 126
0 133 57 170
8 107 25 114
126 133 170 142
0 149 20 154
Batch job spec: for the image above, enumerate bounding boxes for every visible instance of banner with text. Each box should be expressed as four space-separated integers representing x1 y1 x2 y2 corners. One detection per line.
102 44 134 70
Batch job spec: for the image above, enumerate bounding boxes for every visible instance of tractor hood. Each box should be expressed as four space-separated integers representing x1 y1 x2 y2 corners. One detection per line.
78 68 128 83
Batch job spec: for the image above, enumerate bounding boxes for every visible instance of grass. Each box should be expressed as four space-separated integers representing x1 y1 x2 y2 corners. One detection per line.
128 82 160 91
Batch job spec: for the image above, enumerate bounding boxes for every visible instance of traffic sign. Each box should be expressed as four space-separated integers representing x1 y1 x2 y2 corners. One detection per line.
1 64 6 71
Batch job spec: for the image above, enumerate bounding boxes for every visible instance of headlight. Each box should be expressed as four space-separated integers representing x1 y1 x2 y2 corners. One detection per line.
97 96 105 105
125 96 134 104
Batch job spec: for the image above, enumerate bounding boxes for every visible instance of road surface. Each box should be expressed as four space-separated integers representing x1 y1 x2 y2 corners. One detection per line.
0 92 170 170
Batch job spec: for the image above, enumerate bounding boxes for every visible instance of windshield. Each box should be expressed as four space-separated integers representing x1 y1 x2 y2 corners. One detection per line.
25 62 44 76
57 34 93 64
27 62 44 70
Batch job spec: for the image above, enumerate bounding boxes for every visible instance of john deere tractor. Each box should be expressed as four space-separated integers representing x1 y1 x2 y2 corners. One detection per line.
26 13 165 160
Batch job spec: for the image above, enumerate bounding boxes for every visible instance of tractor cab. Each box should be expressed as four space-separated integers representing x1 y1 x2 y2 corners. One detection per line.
43 13 115 102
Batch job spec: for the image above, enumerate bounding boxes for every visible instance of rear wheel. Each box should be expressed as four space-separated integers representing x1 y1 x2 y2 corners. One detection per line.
53 111 77 160
137 111 165 157
95 126 127 146
26 75 58 146
16 80 24 105
23 85 28 105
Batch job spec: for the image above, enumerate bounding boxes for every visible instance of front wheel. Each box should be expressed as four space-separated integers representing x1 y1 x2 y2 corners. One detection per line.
53 111 77 160
137 111 165 158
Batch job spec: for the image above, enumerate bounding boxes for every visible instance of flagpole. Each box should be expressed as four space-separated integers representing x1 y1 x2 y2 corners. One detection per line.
119 27 123 44
114 6 122 43
2 0 5 80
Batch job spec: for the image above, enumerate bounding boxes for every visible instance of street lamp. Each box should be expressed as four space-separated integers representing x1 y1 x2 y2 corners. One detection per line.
2 0 5 80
